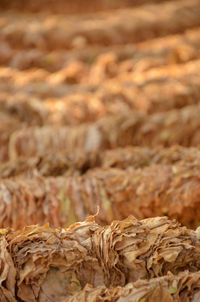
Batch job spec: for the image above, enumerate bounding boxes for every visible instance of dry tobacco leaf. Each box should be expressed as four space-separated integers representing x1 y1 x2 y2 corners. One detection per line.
66 271 200 302
0 216 200 300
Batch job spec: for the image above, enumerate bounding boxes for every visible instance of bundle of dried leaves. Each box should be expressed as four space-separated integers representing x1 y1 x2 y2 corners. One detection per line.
101 145 200 170
2 59 200 120
0 113 24 163
97 60 200 114
67 271 200 302
1 159 200 228
9 105 200 160
1 216 200 301
0 145 200 178
0 151 99 178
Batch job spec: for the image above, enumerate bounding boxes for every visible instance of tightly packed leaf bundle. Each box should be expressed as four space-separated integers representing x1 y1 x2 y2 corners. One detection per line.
1 216 200 301
0 145 200 178
0 151 99 178
0 113 24 163
67 271 200 302
1 158 200 228
101 145 200 170
8 105 200 160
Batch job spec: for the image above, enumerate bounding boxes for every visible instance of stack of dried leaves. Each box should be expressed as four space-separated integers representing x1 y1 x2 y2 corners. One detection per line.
1 216 200 301
86 163 200 228
101 145 200 170
0 113 25 163
2 64 200 164
1 159 200 229
8 105 200 160
97 60 200 114
0 145 200 178
66 271 200 302
47 59 200 117
0 151 99 178
2 59 200 117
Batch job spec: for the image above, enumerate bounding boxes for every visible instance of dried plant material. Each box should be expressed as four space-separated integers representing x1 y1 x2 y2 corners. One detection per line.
0 0 178 14
66 271 200 302
42 93 112 126
0 92 109 127
9 105 200 160
9 124 90 160
85 163 200 228
2 0 200 300
43 59 200 118
1 58 200 116
0 69 89 100
0 221 96 302
1 216 200 301
0 145 200 178
1 0 200 50
101 145 200 169
97 60 200 114
0 151 99 178
1 159 200 228
1 26 200 82
0 96 48 163
0 113 24 163
2 26 200 77
0 177 66 229
0 94 48 126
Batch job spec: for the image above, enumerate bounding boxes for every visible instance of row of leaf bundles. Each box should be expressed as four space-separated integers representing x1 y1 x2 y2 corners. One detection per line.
1 0 200 50
1 98 200 165
1 216 200 301
0 145 199 178
2 102 200 164
2 58 200 123
8 105 200 162
1 155 200 229
2 26 200 76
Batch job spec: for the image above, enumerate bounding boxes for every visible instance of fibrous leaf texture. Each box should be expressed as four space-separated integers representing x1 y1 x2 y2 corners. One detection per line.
0 216 200 301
